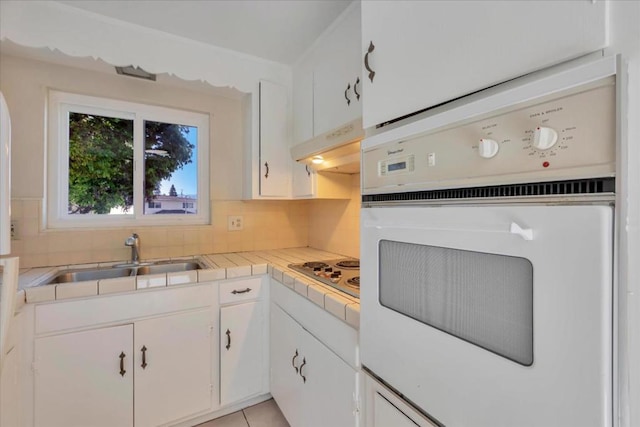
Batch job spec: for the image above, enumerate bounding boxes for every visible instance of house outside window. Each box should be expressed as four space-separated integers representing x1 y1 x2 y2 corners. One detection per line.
47 91 209 228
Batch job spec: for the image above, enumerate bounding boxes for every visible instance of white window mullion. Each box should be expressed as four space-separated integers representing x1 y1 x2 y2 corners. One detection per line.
133 116 145 219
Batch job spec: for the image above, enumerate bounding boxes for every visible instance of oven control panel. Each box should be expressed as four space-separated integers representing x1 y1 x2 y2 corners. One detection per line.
363 80 615 194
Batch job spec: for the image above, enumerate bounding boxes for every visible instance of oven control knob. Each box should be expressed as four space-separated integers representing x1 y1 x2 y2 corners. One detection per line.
532 126 559 150
478 138 499 159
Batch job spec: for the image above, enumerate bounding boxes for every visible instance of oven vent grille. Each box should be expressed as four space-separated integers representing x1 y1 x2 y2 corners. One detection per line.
362 177 615 203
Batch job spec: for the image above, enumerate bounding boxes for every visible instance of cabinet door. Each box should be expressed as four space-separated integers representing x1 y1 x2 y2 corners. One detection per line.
0 346 20 427
292 162 315 198
134 309 213 427
270 303 305 427
292 66 314 145
361 1 607 128
34 325 134 427
313 2 362 136
259 80 291 197
302 328 358 427
220 301 264 406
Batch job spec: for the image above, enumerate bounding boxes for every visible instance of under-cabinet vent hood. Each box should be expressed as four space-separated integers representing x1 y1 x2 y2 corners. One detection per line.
291 118 363 174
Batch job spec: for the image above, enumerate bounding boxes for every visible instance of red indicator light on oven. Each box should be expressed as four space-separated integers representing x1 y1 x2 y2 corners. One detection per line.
543 161 550 168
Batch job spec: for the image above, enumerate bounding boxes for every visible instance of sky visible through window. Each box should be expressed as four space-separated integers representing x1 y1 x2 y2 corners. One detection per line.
158 126 197 197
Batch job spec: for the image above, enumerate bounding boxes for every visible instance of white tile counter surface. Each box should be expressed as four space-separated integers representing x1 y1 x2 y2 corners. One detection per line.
10 247 360 329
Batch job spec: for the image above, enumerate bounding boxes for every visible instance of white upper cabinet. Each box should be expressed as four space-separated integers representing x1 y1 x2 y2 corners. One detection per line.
312 2 363 137
360 0 608 128
292 1 362 146
258 80 291 198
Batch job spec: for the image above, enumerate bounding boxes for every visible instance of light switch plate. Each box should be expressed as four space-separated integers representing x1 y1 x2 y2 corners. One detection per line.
227 215 243 231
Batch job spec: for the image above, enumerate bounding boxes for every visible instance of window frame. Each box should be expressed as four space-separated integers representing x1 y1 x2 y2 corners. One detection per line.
47 90 210 229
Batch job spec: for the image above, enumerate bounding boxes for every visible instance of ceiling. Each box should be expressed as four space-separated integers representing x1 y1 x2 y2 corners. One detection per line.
57 0 353 65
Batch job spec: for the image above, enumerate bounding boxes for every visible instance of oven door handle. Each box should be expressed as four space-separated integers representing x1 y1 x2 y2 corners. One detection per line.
510 222 534 241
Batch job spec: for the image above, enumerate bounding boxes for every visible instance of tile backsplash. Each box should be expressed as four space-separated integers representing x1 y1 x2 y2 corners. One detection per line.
10 176 361 269
10 199 309 268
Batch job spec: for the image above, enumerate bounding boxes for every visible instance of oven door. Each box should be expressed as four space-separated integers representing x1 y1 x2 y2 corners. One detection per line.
361 204 613 427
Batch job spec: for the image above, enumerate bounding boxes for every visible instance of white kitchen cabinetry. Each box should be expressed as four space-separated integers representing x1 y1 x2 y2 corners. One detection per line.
363 373 436 427
292 166 352 199
34 325 134 427
360 0 608 128
219 277 268 407
258 80 291 198
34 307 214 427
1 310 24 427
292 1 362 146
134 309 213 427
270 302 358 427
312 1 362 138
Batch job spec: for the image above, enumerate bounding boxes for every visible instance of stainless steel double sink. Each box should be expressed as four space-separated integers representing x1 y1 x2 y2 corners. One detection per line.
46 261 203 285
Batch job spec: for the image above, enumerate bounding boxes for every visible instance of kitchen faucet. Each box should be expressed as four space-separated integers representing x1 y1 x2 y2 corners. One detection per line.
125 233 140 264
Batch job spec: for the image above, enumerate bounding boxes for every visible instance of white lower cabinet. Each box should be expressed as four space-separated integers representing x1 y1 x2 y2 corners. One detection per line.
219 276 268 407
34 324 134 427
34 309 214 427
134 309 214 427
270 303 358 427
363 373 436 427
220 301 264 405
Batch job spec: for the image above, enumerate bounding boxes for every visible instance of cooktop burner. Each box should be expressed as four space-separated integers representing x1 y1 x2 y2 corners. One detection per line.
288 258 360 298
303 261 329 269
336 260 359 269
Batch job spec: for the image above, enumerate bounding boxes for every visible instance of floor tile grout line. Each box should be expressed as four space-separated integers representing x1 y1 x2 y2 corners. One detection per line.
241 408 250 427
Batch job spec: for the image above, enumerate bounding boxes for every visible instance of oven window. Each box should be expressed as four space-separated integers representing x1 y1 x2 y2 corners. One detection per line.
379 240 533 366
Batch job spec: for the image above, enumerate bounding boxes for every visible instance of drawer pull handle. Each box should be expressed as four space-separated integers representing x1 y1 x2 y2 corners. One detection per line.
226 329 231 350
141 345 147 369
354 77 360 100
264 162 269 179
231 288 252 295
119 352 126 377
299 357 307 383
345 83 351 106
364 41 375 83
292 349 299 373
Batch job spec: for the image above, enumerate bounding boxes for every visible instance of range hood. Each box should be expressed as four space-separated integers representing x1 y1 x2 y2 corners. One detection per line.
291 118 363 174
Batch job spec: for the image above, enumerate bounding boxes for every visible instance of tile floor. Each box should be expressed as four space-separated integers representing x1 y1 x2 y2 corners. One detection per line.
197 399 290 427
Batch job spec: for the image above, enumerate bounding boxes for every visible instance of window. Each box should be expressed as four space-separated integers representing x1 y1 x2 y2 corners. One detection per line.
47 91 209 228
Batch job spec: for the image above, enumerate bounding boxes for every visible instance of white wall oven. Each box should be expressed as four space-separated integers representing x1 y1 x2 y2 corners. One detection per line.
360 57 617 427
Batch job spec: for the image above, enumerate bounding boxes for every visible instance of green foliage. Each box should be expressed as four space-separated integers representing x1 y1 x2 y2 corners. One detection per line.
68 113 193 214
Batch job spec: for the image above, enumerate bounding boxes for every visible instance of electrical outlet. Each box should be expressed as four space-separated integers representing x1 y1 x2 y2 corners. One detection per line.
10 220 18 240
227 215 243 231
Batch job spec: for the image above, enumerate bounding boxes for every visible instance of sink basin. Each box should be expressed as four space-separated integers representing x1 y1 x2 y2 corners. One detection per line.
135 262 202 275
43 260 203 285
47 267 135 284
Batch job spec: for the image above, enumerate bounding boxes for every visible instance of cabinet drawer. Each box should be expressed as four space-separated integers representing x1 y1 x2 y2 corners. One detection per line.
219 277 263 305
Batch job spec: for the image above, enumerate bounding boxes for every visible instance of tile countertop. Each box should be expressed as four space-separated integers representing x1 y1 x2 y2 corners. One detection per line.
8 247 360 330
